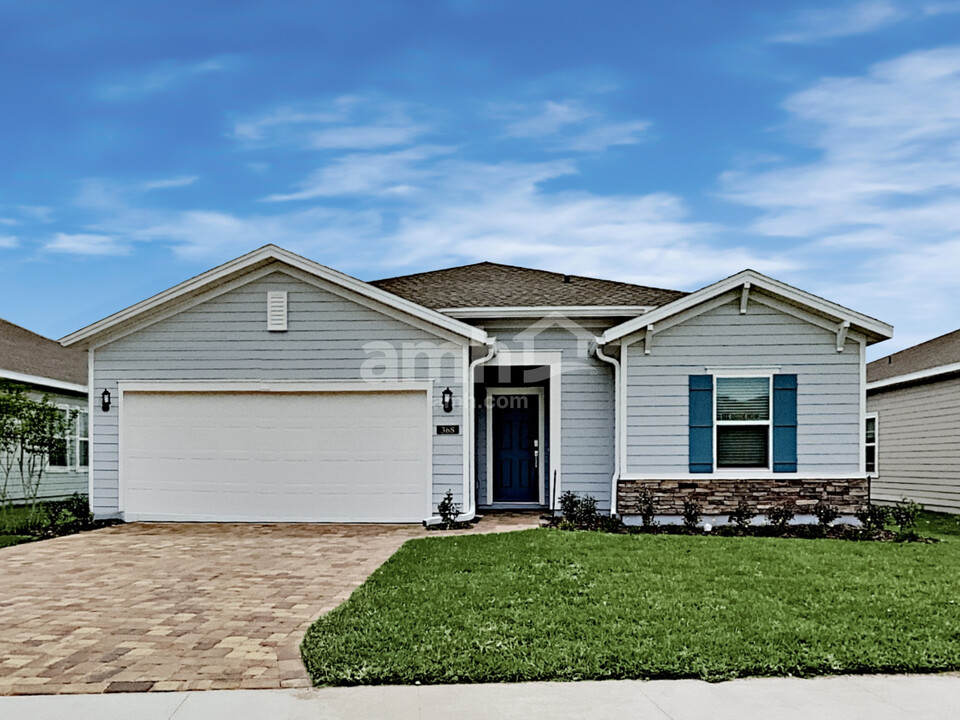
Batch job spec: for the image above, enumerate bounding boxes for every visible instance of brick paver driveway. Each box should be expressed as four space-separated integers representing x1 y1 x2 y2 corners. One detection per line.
0 514 538 695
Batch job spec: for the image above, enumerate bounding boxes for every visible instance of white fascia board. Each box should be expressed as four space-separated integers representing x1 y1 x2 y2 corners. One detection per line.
867 361 960 391
439 305 654 319
60 245 487 347
0 369 87 395
599 269 894 346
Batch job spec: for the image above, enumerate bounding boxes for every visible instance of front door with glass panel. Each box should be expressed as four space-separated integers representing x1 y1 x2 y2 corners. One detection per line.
492 394 541 503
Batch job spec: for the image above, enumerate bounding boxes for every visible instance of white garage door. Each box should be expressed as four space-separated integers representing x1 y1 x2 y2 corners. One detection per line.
121 391 429 522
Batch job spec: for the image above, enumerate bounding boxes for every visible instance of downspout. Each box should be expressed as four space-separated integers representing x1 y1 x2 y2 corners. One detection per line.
594 340 620 517
424 338 498 526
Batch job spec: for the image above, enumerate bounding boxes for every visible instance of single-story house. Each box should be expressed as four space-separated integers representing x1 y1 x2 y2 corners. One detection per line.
1 317 89 502
866 328 960 513
60 245 893 523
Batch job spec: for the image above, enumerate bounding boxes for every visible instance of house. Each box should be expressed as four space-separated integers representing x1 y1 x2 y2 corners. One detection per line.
866 328 960 513
1 317 89 502
59 245 892 523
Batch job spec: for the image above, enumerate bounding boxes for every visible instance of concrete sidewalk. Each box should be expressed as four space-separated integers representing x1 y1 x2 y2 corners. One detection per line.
2 674 959 719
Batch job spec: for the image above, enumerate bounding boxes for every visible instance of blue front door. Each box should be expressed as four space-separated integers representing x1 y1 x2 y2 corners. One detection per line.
492 395 539 503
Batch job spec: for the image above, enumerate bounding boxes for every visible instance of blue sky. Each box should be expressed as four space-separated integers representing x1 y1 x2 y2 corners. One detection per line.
2 0 959 358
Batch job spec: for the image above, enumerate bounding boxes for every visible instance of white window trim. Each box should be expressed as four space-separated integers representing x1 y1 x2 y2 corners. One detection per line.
47 405 89 473
865 411 878 476
713 373 773 472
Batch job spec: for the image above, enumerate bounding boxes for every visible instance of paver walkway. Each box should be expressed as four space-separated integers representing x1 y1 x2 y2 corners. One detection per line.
0 513 538 696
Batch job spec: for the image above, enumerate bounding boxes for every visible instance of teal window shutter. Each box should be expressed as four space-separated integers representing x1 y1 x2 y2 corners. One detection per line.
689 375 713 473
772 374 798 473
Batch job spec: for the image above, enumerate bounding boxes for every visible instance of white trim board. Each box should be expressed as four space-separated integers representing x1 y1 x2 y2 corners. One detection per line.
485 349 563 507
61 244 488 347
599 269 893 347
484 386 546 506
867 361 960 391
0 369 87 395
620 473 868 481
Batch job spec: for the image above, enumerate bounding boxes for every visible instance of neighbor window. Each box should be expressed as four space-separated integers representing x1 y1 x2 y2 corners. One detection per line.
865 413 877 474
48 407 89 471
715 376 770 468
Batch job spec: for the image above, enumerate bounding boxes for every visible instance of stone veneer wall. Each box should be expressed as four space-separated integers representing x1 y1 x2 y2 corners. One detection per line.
618 477 868 515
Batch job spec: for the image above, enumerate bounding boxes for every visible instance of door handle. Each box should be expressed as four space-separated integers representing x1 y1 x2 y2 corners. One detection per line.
534 449 539 470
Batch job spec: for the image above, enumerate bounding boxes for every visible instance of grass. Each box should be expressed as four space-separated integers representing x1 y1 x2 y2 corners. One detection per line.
302 511 960 686
0 504 40 549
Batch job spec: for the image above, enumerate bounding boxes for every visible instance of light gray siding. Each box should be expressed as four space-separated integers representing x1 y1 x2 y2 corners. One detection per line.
91 269 465 517
625 294 862 474
2 391 88 504
868 376 960 513
473 319 617 511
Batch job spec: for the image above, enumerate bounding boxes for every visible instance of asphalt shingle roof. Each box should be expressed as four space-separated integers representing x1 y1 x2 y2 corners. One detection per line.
0 318 87 387
867 327 960 383
371 262 686 310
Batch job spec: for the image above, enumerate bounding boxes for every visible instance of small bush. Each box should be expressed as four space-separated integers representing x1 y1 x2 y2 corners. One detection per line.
681 499 703 532
768 502 797 532
559 491 600 530
891 498 923 538
557 519 578 532
728 500 756 532
813 501 840 530
597 514 624 534
636 489 658 529
437 490 461 529
856 503 892 537
42 493 95 535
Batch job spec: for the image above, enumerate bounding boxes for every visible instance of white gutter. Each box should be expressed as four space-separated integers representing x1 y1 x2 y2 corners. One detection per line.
0 369 88 395
423 338 498 526
594 341 621 517
867 361 960 392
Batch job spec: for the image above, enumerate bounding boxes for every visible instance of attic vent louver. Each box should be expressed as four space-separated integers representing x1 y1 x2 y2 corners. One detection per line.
267 291 288 332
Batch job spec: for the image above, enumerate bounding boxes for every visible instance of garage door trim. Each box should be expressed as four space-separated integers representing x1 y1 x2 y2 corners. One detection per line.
117 380 434 521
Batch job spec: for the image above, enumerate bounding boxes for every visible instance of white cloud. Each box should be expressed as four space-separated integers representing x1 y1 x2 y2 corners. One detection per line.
232 96 431 150
770 1 909 43
95 56 236 101
770 0 960 43
501 100 650 152
722 45 960 354
141 175 199 191
0 217 18 226
19 205 54 222
0 235 18 248
44 233 128 256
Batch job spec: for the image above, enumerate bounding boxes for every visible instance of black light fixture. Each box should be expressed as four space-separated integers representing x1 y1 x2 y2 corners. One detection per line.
441 387 453 413
101 389 111 412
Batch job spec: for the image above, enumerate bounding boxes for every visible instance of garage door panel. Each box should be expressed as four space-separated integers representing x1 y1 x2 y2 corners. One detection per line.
121 390 429 522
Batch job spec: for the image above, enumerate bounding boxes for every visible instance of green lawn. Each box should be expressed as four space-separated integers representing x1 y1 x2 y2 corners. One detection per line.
0 504 38 548
302 511 960 686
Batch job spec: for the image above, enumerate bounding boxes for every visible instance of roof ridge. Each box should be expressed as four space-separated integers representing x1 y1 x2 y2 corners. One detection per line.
372 261 683 294
868 326 960 366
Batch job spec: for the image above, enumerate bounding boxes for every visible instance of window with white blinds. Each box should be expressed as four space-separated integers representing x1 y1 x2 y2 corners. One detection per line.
715 376 770 468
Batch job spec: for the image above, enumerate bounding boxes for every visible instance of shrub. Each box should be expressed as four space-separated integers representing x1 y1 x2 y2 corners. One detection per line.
768 501 797 533
856 503 892 537
636 488 658 529
891 498 922 538
42 493 95 535
559 491 600 530
681 499 703 532
437 490 461 529
813 501 840 530
597 514 624 534
557 519 578 532
728 500 756 532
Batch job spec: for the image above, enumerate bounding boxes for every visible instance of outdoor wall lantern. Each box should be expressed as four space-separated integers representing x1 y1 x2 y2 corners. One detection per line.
101 389 111 412
441 387 453 413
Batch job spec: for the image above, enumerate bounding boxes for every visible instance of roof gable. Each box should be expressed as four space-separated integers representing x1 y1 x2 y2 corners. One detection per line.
60 246 488 348
600 269 894 347
1 317 87 388
371 262 686 310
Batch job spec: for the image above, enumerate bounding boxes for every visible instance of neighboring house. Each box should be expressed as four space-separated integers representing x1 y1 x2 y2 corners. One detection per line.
59 245 892 523
866 329 960 513
1 317 89 502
